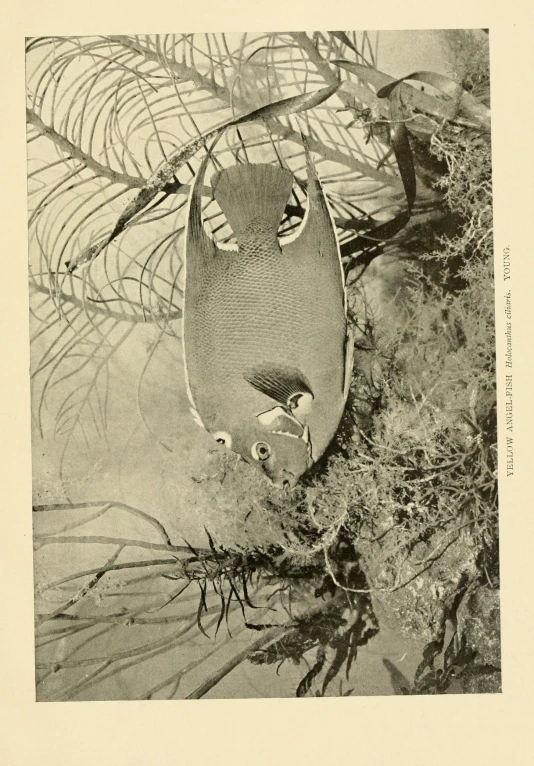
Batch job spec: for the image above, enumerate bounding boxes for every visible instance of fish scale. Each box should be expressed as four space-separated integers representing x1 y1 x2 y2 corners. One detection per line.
182 144 350 487
191 256 342 395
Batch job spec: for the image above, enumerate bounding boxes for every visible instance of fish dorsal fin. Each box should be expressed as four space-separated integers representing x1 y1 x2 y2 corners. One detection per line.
184 140 224 265
212 164 293 245
244 363 314 407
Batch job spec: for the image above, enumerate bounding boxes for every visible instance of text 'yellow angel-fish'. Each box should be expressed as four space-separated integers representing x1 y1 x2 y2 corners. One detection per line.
182 139 353 488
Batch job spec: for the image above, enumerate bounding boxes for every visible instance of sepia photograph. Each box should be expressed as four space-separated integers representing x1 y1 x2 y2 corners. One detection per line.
26 29 499 701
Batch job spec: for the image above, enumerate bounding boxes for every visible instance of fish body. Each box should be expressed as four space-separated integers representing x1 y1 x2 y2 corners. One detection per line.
182 144 352 487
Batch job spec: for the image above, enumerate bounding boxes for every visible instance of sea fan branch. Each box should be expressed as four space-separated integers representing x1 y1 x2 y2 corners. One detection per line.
26 108 144 188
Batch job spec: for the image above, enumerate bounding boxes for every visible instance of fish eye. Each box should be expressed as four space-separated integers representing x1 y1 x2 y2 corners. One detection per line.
213 431 232 449
251 441 271 462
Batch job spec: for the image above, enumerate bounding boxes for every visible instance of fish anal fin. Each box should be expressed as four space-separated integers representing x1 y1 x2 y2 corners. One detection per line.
280 141 339 269
244 363 314 407
185 145 219 267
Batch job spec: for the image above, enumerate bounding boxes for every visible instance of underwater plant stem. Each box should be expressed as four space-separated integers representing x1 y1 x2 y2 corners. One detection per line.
30 281 178 323
107 35 401 189
26 108 144 188
186 625 293 699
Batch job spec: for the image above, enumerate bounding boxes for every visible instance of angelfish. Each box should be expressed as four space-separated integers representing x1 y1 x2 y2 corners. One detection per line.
182 140 353 488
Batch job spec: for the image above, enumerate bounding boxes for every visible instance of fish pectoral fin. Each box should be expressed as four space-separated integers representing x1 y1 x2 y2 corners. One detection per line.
289 391 313 417
256 405 288 426
343 327 355 401
244 363 314 408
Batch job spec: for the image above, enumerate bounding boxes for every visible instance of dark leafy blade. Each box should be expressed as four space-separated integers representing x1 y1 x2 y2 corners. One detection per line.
348 85 415 247
231 83 339 125
240 574 257 609
204 527 219 558
196 581 210 639
377 70 461 100
382 658 411 695
340 73 416 267
334 58 418 212
296 646 326 697
387 87 416 211
329 32 360 56
245 622 279 631
214 587 226 638
155 581 191 612
341 210 411 253
333 60 366 74
183 537 200 558
329 31 356 49
414 632 446 686
65 85 339 273
377 71 491 131
334 61 490 131
65 127 224 273
321 635 351 695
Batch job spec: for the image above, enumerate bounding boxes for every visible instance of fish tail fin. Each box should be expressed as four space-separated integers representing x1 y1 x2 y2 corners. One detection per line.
212 164 293 239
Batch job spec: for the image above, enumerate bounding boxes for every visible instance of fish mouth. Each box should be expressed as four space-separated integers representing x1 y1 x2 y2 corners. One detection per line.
272 470 300 490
